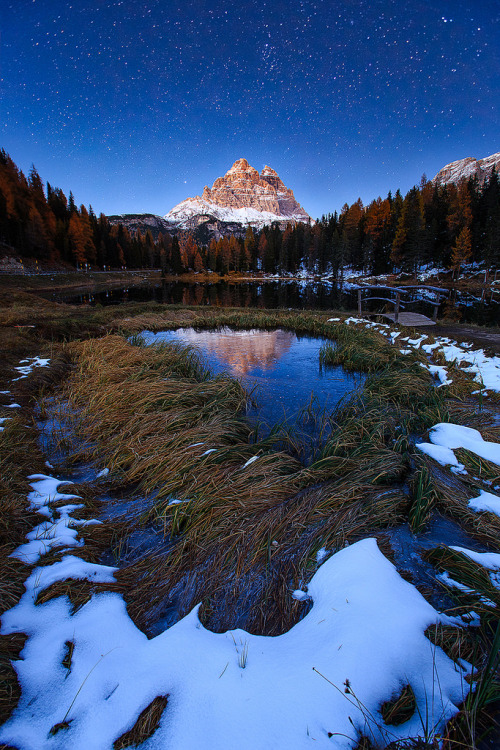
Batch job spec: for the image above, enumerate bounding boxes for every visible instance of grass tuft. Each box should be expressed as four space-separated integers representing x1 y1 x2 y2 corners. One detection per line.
380 684 417 726
113 695 169 749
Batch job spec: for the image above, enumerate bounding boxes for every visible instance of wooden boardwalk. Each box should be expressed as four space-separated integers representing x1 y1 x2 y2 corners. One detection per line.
382 312 436 327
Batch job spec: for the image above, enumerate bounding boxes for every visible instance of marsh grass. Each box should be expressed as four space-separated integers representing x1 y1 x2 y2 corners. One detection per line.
49 323 478 635
2 297 499 744
453 449 500 483
411 456 500 547
423 546 500 616
409 465 438 533
0 633 27 724
381 685 417 727
35 578 124 612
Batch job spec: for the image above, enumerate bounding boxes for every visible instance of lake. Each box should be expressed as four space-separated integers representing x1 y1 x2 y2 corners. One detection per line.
52 278 499 325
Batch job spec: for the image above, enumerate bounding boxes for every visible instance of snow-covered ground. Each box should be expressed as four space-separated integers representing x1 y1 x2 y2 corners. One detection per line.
1 476 471 750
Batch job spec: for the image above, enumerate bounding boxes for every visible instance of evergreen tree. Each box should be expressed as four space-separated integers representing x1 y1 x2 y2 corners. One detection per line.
170 235 184 274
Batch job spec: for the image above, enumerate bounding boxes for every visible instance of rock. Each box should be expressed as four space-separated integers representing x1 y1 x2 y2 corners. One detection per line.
164 159 312 233
432 151 500 186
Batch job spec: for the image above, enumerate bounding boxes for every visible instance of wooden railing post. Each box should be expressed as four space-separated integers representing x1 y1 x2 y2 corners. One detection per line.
358 288 362 317
432 291 439 321
395 293 400 324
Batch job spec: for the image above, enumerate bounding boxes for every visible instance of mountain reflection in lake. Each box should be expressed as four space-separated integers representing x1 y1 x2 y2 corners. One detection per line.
141 327 364 447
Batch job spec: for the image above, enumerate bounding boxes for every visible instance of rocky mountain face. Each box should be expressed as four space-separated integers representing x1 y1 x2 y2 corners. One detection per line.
432 151 500 186
106 213 172 240
165 159 312 238
198 159 310 219
108 159 312 243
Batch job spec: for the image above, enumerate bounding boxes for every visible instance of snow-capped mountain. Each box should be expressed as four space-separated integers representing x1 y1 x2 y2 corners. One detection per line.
432 151 500 186
108 159 312 242
164 158 312 233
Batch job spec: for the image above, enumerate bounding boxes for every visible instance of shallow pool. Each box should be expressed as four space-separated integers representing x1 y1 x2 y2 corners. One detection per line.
140 327 364 432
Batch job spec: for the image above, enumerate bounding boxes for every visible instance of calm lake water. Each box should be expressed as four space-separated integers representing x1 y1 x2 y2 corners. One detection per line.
140 327 363 443
54 278 499 325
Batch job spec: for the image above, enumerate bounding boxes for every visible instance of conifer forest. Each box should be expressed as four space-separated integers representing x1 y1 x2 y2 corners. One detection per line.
1 148 499 277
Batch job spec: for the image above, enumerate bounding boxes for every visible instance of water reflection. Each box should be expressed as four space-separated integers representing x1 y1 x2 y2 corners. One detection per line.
141 327 364 434
172 327 294 377
53 279 499 325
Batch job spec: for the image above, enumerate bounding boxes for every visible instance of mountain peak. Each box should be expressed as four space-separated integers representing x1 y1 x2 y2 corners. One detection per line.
227 158 253 173
164 159 312 235
261 165 278 177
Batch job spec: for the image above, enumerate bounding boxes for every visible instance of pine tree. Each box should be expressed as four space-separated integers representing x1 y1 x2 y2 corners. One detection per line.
391 188 427 275
68 214 87 266
171 236 184 274
244 226 257 270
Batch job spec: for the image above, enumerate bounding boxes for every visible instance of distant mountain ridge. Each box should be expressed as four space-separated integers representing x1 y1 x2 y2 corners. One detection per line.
432 150 500 186
108 159 312 242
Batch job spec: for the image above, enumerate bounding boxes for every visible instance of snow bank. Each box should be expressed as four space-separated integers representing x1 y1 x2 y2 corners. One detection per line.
426 423 500 466
467 490 500 517
437 343 500 392
416 422 500 475
1 527 469 749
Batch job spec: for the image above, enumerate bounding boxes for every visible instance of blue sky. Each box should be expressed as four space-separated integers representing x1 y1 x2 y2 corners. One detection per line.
1 0 499 220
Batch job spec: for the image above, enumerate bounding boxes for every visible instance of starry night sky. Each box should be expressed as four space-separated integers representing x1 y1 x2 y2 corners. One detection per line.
1 1 499 220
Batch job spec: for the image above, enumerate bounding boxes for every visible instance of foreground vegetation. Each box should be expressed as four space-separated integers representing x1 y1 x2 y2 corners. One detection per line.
0 289 499 747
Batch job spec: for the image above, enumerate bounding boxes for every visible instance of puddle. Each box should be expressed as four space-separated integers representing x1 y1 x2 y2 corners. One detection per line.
383 513 492 611
140 327 364 432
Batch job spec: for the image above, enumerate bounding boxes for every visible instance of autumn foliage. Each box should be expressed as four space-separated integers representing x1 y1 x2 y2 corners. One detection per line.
1 148 499 275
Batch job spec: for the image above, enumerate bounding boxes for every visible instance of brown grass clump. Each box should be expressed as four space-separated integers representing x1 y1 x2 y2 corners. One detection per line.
113 695 169 749
35 578 124 612
381 684 417 726
453 448 500 483
0 633 27 725
424 546 500 616
425 623 477 665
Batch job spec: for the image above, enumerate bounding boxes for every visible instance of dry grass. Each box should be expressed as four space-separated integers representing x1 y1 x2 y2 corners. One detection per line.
408 463 438 533
113 695 169 749
424 546 500 616
0 633 27 725
453 449 500 483
1 296 499 745
381 684 417 727
425 623 477 665
414 455 500 547
35 577 124 611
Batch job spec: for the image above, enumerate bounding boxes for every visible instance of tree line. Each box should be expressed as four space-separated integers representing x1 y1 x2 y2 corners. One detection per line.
1 147 499 276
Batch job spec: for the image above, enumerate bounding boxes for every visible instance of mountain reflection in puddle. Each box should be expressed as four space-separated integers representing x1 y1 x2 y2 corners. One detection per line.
141 327 364 435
